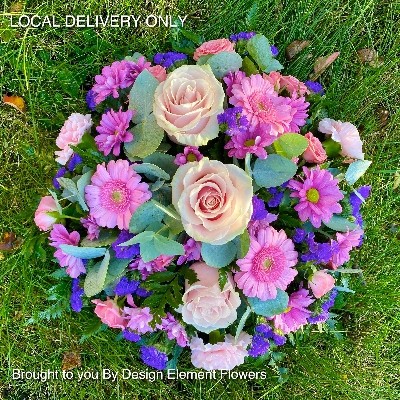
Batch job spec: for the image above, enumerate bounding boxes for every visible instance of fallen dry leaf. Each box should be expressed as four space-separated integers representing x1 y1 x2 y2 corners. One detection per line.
3 94 26 113
285 40 310 60
0 232 22 251
357 48 378 64
377 107 389 127
62 351 82 371
10 2 23 13
310 52 340 80
393 172 400 190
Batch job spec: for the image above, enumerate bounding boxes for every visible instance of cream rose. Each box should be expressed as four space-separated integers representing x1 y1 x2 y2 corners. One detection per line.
172 158 253 245
153 65 225 146
180 262 241 333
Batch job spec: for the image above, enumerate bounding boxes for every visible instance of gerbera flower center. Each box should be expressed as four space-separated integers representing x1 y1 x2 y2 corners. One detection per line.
252 246 287 282
187 153 197 162
244 138 256 147
101 180 131 212
306 188 320 203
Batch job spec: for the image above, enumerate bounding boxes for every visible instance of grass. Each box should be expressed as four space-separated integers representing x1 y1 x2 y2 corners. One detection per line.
0 0 399 399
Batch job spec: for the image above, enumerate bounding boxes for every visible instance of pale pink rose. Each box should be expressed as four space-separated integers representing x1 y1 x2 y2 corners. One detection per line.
171 158 253 244
193 38 235 61
264 71 309 98
153 65 225 146
303 132 327 164
318 118 364 160
92 298 126 329
309 270 335 299
190 332 252 371
55 113 93 165
180 262 241 333
34 196 58 231
148 65 167 82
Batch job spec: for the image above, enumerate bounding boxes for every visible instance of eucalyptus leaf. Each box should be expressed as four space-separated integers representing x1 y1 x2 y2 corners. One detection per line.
235 306 251 341
324 215 358 232
143 152 178 177
59 244 107 259
247 34 283 73
129 201 165 234
132 163 170 181
76 170 93 211
201 240 238 268
128 69 160 124
253 154 297 188
84 251 110 297
248 289 289 317
124 114 164 159
103 258 131 288
345 160 372 185
205 51 243 79
273 133 308 159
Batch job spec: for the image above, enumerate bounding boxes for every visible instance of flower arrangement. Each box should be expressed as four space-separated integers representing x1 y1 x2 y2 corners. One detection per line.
35 30 372 372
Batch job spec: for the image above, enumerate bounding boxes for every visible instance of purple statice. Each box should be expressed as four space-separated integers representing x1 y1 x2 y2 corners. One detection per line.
135 286 152 298
267 187 285 208
114 276 140 296
174 146 203 166
95 108 134 156
251 195 268 221
140 346 168 370
111 230 140 259
349 185 371 227
85 89 96 111
53 167 67 190
305 80 325 95
67 153 82 172
248 334 270 357
270 45 279 57
293 228 307 244
301 232 339 264
177 238 201 265
122 329 141 342
156 313 189 347
70 278 84 312
271 332 286 346
217 107 249 136
229 31 256 42
224 128 270 159
308 289 338 324
153 52 187 68
80 215 100 241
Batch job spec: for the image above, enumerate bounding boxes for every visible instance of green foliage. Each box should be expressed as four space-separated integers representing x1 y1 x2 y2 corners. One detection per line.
201 51 243 79
324 215 359 232
70 133 107 168
345 160 372 185
273 133 309 159
59 244 107 259
132 163 170 181
84 251 111 297
249 289 289 317
201 240 238 268
129 201 165 234
253 154 298 188
246 34 283 73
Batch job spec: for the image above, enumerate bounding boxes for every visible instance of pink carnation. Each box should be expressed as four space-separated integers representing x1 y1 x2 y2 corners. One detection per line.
270 288 314 334
49 224 85 278
92 298 126 329
264 71 309 98
157 312 189 347
303 132 327 164
284 96 309 132
129 254 174 280
309 270 335 298
123 295 153 334
329 229 364 269
85 159 151 230
193 38 235 61
80 215 100 240
189 333 252 371
223 70 246 97
34 196 58 231
288 166 344 228
235 227 298 300
55 113 92 165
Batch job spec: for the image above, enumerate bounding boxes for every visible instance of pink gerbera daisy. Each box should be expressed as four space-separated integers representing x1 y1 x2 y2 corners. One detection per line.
288 166 344 228
229 74 294 136
95 108 134 156
269 288 314 334
235 227 298 300
49 224 85 278
85 159 151 230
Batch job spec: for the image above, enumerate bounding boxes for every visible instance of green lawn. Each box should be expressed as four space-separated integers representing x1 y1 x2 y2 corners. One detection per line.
1 0 399 399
